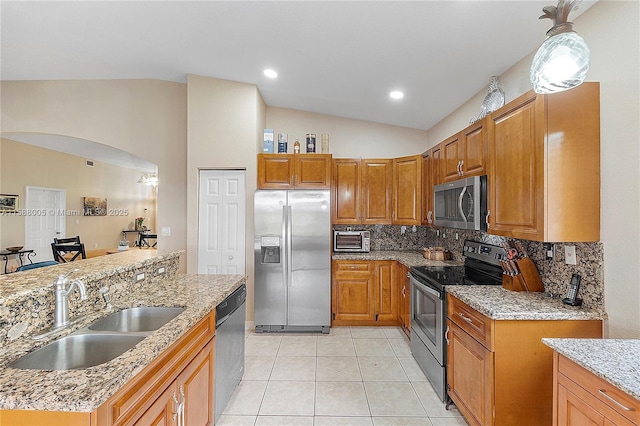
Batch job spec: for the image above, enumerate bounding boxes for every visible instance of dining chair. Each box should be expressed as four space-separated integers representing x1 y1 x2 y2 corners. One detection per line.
138 233 158 248
51 236 87 262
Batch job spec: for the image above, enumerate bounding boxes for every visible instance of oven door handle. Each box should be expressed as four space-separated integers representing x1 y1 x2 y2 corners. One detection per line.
410 275 442 299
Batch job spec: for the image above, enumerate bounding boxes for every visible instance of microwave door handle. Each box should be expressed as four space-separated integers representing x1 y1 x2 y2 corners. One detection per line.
458 186 468 223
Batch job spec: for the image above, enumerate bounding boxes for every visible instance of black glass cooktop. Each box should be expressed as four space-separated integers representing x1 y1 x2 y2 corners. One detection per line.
411 265 467 287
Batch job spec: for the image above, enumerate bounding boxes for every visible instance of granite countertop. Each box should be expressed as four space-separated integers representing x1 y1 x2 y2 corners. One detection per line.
543 338 640 400
0 249 182 301
0 273 245 412
332 250 463 268
447 285 606 321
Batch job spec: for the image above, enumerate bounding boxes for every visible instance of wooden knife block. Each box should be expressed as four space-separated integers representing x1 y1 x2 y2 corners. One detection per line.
502 258 545 292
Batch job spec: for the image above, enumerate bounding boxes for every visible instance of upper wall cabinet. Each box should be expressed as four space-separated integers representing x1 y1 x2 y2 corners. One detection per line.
442 118 487 183
392 155 422 226
421 146 440 226
331 158 392 224
258 153 332 189
487 82 600 242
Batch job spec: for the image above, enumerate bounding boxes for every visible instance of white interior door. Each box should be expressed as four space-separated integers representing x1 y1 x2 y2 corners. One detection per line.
198 170 246 274
25 186 66 262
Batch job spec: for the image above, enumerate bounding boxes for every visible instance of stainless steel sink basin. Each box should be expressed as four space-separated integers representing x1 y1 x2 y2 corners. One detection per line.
8 334 145 370
88 307 185 332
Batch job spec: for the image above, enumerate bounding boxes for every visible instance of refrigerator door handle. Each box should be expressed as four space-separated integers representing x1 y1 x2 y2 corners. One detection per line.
287 205 293 287
282 205 288 287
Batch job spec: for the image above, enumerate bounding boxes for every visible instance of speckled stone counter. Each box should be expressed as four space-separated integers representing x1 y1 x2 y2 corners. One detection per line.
332 250 463 268
447 285 606 320
0 273 245 412
0 249 182 345
542 338 640 400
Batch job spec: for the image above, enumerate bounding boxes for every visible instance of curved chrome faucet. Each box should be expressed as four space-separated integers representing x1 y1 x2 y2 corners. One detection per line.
54 269 88 327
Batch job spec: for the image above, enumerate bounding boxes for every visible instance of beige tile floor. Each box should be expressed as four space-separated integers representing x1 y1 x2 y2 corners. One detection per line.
218 326 466 426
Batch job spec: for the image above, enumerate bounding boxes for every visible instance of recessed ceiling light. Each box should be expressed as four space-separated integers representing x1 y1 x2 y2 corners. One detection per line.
264 69 278 79
389 90 404 99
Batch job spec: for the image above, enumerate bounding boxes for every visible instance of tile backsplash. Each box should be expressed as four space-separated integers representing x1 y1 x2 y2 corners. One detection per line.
333 224 604 311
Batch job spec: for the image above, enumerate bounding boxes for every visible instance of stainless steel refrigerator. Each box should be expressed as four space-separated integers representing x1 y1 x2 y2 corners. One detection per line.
254 190 331 333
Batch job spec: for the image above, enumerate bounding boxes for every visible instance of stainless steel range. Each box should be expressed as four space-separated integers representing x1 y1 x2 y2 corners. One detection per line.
409 240 506 402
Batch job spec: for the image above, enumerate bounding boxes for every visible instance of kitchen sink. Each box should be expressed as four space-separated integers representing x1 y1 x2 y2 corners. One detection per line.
88 307 185 332
7 333 145 370
9 306 185 370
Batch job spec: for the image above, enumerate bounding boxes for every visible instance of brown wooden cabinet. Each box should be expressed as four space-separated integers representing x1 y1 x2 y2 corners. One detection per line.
446 294 602 426
373 261 398 322
442 119 487 183
1 312 216 426
258 153 331 189
332 158 362 224
421 145 441 226
332 260 375 323
332 260 400 326
331 158 392 224
397 263 411 337
392 155 421 225
362 159 393 224
487 82 600 242
553 353 639 426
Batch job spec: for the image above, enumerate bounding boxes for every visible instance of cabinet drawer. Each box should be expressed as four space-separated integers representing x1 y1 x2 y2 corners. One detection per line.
447 295 493 351
557 354 640 424
333 260 373 276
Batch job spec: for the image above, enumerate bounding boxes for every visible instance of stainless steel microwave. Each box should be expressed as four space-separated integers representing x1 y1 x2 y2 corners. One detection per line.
333 230 371 252
433 175 488 231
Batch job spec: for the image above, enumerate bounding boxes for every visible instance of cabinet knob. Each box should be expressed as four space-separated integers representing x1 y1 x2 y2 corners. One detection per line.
229 255 234 260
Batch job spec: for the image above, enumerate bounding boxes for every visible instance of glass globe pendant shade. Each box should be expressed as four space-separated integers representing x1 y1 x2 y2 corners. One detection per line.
530 31 590 94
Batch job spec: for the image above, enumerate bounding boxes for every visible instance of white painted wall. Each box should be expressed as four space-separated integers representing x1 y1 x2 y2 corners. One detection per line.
186 74 266 321
0 80 188 269
267 107 428 158
427 1 640 338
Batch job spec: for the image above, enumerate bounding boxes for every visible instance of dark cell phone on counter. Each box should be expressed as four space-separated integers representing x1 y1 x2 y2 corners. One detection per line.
563 273 583 306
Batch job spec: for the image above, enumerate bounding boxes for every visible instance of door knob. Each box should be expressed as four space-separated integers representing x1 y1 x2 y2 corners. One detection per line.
228 255 234 260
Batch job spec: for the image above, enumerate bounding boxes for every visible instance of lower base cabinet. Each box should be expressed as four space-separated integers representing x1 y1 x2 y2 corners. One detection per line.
553 353 639 426
447 295 602 426
397 263 411 337
332 260 400 326
1 311 216 426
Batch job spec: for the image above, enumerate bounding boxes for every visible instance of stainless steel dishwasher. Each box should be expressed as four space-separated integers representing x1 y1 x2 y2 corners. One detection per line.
214 283 246 423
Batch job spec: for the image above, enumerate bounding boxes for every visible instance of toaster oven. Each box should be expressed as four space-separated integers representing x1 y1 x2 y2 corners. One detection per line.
333 230 370 253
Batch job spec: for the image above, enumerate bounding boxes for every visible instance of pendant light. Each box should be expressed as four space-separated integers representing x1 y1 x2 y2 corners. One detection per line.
530 0 590 94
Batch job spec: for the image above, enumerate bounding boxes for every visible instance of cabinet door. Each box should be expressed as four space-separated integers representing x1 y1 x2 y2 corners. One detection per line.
332 261 375 322
421 153 433 226
392 155 421 225
180 338 215 426
134 385 177 426
332 159 361 224
442 133 463 182
295 154 331 188
397 263 411 336
361 159 393 224
556 382 608 426
462 119 487 177
258 154 294 189
374 261 398 322
487 92 545 240
431 145 442 186
447 320 494 426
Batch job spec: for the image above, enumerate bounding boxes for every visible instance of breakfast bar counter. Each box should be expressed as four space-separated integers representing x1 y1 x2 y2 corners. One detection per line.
0 273 246 412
